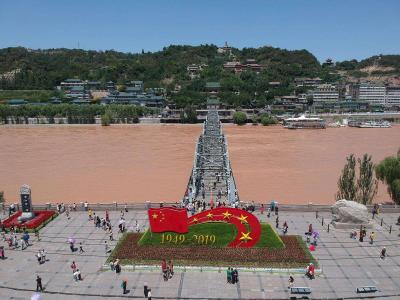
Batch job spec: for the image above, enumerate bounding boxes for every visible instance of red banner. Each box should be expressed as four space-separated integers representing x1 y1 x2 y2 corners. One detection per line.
148 207 189 233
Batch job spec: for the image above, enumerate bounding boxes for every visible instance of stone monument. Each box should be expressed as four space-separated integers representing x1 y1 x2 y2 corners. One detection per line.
17 184 35 223
331 199 373 229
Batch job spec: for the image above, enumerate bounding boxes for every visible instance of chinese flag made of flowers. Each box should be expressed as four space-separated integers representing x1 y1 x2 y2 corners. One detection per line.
148 207 189 233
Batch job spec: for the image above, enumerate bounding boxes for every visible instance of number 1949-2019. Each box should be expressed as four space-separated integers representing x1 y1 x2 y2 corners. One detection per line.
160 233 216 245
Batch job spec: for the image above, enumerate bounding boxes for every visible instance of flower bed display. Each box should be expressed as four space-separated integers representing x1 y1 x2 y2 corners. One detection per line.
109 233 316 268
1 210 57 231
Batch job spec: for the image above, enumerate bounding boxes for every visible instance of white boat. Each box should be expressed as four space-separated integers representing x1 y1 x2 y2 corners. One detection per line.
283 114 326 129
358 121 391 128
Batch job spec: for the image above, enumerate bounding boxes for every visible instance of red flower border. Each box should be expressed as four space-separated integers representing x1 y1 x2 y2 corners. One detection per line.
1 210 56 229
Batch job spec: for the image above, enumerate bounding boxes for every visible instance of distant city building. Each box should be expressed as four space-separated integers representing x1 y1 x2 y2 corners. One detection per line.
311 84 339 103
358 83 386 105
64 85 90 100
386 85 400 107
294 77 323 87
106 81 116 92
127 80 144 92
101 92 164 107
223 59 263 73
60 78 86 90
348 83 360 101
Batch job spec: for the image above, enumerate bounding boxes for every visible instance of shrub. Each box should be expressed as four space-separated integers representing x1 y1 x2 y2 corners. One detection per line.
233 111 247 125
261 115 277 126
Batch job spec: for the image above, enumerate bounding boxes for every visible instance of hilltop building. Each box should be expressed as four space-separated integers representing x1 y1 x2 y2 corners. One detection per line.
223 58 263 73
187 64 207 79
217 42 232 55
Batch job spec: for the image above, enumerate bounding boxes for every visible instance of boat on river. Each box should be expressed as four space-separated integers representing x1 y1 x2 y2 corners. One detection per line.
348 120 391 128
283 115 326 129
358 120 391 128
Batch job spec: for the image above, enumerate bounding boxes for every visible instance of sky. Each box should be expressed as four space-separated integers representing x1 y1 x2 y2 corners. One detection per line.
0 0 399 62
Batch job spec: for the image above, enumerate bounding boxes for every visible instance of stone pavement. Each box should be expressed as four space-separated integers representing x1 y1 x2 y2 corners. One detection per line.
0 208 399 299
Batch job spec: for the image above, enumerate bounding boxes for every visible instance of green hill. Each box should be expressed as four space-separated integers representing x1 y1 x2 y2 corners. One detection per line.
0 46 399 108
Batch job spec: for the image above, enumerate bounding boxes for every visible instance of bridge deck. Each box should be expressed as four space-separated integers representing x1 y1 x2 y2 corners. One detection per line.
183 110 239 207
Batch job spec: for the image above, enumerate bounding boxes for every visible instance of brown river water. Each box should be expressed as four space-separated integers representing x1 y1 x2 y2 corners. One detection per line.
0 124 399 205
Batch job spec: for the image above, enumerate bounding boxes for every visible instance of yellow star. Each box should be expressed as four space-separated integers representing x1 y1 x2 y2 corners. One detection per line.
207 213 214 219
152 213 158 219
239 232 253 242
237 214 248 224
191 218 198 223
222 211 232 219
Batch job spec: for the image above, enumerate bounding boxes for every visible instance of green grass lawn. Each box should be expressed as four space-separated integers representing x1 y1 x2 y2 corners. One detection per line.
138 221 284 249
255 223 285 249
138 222 237 247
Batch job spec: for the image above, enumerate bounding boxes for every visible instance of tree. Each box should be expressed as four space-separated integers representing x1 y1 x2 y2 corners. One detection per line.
0 191 4 204
101 110 113 126
180 106 198 124
356 154 378 205
375 151 400 204
233 111 247 125
336 154 357 201
260 115 277 126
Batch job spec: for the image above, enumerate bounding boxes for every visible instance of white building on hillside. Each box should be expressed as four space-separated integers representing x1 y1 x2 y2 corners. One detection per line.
358 83 386 105
311 84 339 103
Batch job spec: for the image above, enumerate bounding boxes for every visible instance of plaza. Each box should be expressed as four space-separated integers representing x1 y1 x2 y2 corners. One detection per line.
0 207 399 299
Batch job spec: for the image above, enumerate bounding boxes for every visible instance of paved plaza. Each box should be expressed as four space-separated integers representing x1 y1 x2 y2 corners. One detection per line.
0 208 399 299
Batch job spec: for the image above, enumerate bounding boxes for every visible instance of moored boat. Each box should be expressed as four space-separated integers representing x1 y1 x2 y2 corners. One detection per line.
283 114 326 129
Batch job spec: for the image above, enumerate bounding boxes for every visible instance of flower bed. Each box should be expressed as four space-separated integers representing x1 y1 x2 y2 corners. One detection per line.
1 210 57 231
109 233 317 268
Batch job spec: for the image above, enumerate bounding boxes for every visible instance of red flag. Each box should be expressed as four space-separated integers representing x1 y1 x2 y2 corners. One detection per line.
148 207 189 233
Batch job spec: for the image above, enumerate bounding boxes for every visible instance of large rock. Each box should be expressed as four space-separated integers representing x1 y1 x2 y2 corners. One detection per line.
331 199 372 229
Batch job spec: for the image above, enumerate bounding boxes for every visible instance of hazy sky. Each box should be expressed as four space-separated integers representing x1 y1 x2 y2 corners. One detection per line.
1 0 399 62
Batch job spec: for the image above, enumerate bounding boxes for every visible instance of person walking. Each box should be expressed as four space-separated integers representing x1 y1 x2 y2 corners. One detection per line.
121 279 127 294
144 282 149 297
260 204 265 215
71 261 77 273
105 241 111 253
168 260 174 278
288 275 294 289
380 247 387 259
115 259 121 274
0 246 4 260
369 232 375 244
34 229 40 242
226 267 232 283
161 259 168 281
36 275 43 291
79 242 85 254
275 216 279 228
